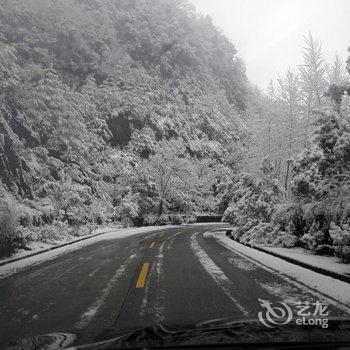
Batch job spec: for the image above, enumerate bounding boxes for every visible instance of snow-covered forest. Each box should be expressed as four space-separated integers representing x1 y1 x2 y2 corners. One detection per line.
0 0 349 263
223 34 350 263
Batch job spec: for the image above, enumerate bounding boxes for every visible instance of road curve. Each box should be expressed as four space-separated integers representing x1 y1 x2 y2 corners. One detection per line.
0 224 348 346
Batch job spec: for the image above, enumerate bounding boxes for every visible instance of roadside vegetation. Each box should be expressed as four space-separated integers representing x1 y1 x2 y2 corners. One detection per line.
223 37 350 263
0 0 349 264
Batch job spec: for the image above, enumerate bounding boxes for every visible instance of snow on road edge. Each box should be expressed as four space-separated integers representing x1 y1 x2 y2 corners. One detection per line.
261 246 350 276
190 233 249 317
75 253 137 329
213 232 350 310
0 226 175 279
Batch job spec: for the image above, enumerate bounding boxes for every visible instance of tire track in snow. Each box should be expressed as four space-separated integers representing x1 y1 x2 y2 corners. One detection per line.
155 241 166 321
166 231 184 250
190 233 249 317
87 258 114 278
140 241 166 321
75 254 136 329
217 235 350 314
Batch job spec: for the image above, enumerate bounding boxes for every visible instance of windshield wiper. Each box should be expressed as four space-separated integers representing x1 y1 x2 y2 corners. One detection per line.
6 318 350 350
79 318 350 349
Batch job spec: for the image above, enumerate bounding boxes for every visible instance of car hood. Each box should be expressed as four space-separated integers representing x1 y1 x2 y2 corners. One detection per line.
4 317 350 350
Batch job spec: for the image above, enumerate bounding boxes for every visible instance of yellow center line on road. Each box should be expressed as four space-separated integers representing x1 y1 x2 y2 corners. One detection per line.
136 262 150 288
159 233 164 237
149 241 155 249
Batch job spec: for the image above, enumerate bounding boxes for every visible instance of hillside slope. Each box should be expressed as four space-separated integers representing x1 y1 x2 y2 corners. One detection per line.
0 0 249 254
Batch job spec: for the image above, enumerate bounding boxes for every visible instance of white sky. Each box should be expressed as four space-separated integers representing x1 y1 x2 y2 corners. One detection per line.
189 0 350 90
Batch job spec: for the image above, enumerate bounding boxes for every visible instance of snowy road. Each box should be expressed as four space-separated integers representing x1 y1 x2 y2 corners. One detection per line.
0 224 349 346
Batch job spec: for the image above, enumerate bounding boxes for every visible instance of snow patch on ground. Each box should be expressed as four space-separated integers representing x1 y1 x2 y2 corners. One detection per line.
190 233 249 317
203 231 216 238
228 257 257 271
261 246 350 276
204 230 257 271
215 232 350 311
258 281 305 306
87 257 114 278
155 241 166 321
75 253 136 329
0 225 175 279
1 228 118 263
7 241 54 260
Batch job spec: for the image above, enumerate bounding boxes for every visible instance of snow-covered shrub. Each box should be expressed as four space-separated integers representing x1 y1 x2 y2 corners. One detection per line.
168 213 183 225
300 221 326 252
87 195 114 225
223 160 284 245
16 226 34 244
143 213 158 226
22 220 94 244
128 127 157 158
0 192 21 256
238 221 297 248
223 173 281 226
152 214 170 226
270 231 298 248
278 107 350 256
60 184 92 226
239 222 278 245
302 201 335 230
183 213 196 224
40 202 55 225
16 199 43 227
35 220 73 243
36 181 62 199
314 244 334 256
329 222 350 262
272 203 305 237
119 198 139 226
72 224 92 237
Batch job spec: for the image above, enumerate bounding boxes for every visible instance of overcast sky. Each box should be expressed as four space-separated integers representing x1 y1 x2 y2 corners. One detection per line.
189 0 350 90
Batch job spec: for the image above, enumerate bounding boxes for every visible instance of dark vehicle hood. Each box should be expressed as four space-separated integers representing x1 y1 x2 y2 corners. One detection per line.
4 318 350 350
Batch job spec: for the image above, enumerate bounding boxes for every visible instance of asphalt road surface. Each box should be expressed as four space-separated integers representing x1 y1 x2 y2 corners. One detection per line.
0 224 348 346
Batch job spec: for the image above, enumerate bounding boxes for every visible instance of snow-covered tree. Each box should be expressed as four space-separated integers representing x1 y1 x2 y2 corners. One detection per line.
223 157 284 243
299 33 327 107
330 222 350 262
327 54 348 85
277 70 303 190
291 108 350 200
